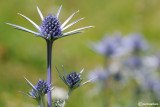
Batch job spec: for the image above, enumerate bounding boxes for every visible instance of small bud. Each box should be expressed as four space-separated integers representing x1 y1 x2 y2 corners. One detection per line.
54 99 64 107
56 66 92 90
22 78 54 102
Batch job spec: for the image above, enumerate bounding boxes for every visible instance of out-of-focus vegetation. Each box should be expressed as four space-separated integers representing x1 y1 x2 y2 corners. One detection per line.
0 0 160 107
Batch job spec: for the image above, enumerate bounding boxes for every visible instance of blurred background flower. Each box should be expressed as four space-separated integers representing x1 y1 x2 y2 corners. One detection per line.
90 32 125 57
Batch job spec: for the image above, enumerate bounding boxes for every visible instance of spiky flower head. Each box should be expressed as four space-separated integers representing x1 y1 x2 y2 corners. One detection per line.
66 72 81 88
31 79 51 97
22 77 54 102
40 14 62 39
56 66 92 90
7 6 93 41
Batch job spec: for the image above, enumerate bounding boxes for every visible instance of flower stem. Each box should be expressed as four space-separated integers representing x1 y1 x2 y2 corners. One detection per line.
38 100 42 107
46 40 53 107
63 88 72 107
42 96 46 107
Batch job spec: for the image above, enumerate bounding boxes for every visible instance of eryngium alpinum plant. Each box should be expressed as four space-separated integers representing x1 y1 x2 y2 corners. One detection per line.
7 5 93 107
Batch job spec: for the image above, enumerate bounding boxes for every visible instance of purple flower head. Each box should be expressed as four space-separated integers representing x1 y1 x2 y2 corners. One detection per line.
56 66 92 90
7 6 93 41
125 55 142 69
90 32 125 57
22 78 54 101
40 14 62 39
66 72 81 87
123 33 148 52
31 80 51 97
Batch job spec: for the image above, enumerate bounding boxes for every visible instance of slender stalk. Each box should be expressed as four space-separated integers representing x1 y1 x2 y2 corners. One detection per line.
41 96 46 107
46 40 53 107
38 100 42 107
66 88 72 102
63 88 72 107
103 56 110 107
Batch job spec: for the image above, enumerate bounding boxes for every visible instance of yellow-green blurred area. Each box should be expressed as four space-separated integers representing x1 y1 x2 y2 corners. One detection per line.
0 0 160 107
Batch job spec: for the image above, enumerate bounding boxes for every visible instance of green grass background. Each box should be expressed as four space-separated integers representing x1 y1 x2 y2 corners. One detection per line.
0 0 160 106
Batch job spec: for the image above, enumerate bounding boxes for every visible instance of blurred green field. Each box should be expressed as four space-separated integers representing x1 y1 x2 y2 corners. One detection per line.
1 0 160 107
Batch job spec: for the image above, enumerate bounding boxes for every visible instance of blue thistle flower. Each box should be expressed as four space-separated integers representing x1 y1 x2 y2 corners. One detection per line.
7 5 93 107
123 33 148 52
66 72 81 88
40 14 62 39
31 79 52 97
90 33 125 57
7 6 93 41
56 66 92 90
22 77 54 102
125 55 142 69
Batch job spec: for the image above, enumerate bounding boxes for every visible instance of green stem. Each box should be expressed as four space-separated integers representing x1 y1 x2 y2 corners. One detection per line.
63 88 72 107
38 99 42 107
41 96 45 107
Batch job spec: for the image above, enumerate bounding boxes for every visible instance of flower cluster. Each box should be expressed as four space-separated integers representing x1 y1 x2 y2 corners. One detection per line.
87 32 160 105
90 32 148 58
